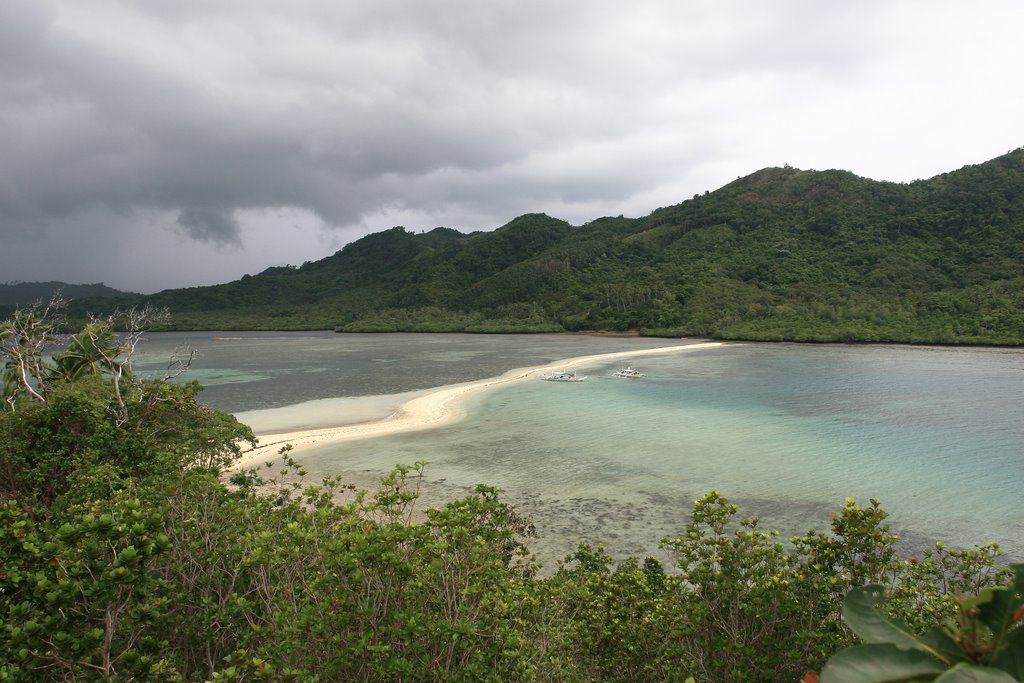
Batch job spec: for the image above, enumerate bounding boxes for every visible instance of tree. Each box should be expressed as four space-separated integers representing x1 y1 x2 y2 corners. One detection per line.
1 496 178 681
52 321 121 381
0 304 253 509
0 295 66 408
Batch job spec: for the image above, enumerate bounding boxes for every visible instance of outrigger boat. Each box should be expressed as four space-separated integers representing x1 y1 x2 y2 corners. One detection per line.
613 366 644 378
540 369 586 382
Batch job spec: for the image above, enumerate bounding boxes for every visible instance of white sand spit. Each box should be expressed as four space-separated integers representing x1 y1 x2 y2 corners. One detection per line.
229 341 726 470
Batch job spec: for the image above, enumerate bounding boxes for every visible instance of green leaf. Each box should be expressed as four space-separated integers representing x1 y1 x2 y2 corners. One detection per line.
932 663 1019 682
820 643 945 683
920 629 971 666
979 565 1024 654
1006 564 1024 596
843 585 955 664
990 622 1024 679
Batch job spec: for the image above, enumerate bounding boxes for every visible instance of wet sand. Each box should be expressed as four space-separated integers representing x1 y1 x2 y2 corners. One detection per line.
230 340 726 470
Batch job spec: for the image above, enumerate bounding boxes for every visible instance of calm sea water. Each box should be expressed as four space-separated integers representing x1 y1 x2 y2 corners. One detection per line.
132 332 1024 566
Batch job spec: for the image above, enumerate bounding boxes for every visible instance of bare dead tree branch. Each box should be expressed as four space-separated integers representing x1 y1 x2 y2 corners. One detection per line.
73 305 172 424
0 294 67 409
164 346 197 381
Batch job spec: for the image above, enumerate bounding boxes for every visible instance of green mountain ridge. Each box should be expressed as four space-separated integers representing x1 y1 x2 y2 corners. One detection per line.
18 149 1024 343
0 281 139 307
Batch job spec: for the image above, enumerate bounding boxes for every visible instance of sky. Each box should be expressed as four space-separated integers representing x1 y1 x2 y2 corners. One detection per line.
2 1 1022 294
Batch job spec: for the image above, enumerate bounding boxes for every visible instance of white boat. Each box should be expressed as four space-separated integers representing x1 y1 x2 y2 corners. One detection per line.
541 369 586 382
613 366 644 378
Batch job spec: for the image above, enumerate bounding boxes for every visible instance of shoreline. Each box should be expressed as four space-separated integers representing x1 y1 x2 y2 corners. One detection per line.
230 340 727 470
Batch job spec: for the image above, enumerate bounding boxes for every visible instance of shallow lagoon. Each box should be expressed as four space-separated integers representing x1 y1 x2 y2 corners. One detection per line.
133 333 1024 566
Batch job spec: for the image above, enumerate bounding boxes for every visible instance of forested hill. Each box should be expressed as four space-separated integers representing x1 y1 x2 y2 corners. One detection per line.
145 148 1024 342
0 281 138 307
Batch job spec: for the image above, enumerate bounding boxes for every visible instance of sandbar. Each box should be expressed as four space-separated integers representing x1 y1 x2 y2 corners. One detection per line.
230 340 726 470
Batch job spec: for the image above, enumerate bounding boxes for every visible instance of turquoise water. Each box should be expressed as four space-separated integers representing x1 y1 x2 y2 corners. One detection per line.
132 333 1024 566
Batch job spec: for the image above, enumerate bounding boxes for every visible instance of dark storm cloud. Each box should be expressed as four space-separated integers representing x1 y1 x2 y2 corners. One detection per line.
176 208 241 246
1 0 1022 292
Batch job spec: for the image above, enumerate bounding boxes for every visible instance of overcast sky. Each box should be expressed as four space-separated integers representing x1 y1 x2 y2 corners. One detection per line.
2 1 1022 293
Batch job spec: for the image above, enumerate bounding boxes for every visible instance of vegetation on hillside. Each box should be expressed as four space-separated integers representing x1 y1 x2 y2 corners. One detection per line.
109 149 1024 344
0 282 139 308
0 284 142 329
2 303 1021 681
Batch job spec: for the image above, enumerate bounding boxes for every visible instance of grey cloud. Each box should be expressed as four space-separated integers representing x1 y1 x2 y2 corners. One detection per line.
0 1 803 235
176 208 242 246
1 0 1022 292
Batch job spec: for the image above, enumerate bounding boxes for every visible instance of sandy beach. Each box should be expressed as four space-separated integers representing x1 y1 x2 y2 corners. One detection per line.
230 340 726 470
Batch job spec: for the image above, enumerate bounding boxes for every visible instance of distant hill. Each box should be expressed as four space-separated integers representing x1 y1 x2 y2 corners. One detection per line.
0 281 139 306
58 149 1024 343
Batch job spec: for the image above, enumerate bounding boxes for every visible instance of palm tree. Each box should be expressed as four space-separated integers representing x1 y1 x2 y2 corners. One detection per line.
52 321 124 382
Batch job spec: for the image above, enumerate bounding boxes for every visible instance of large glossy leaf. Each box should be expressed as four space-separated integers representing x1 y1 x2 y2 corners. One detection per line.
979 565 1024 652
920 628 971 665
820 643 944 683
842 585 954 664
990 622 1024 679
932 663 1018 682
